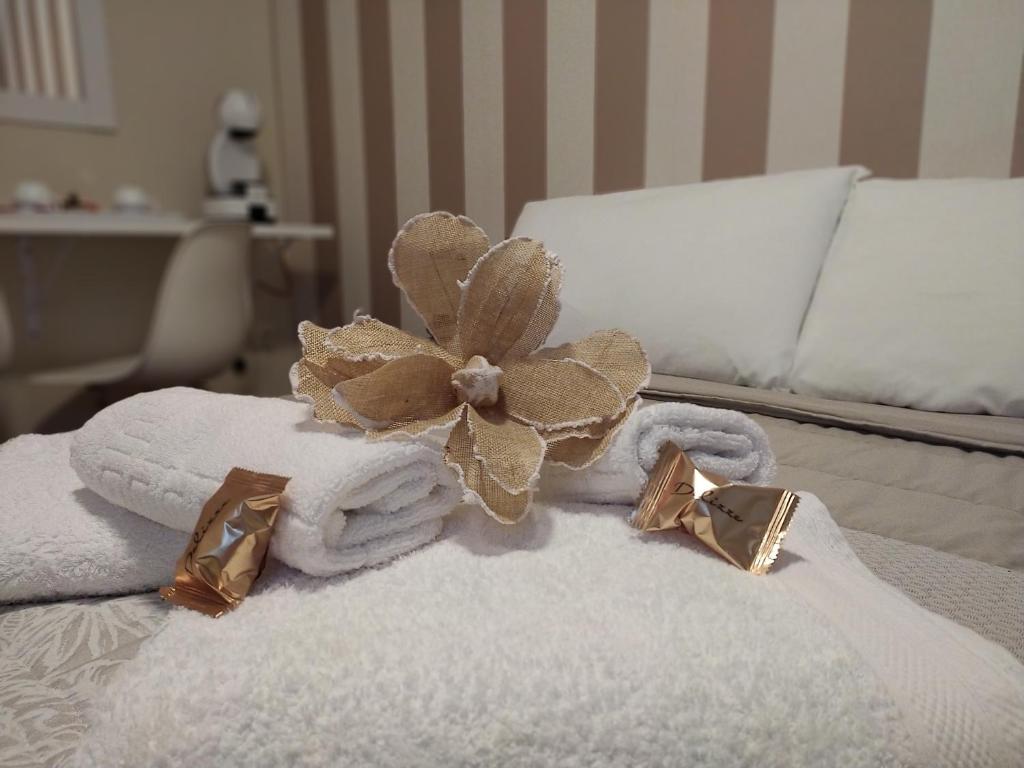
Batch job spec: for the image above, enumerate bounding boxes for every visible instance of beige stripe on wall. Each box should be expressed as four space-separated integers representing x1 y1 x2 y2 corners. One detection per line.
702 0 775 180
389 0 431 335
327 0 372 320
546 0 596 199
644 0 708 188
359 0 401 326
593 0 649 194
918 0 1024 178
766 0 848 173
425 0 466 214
461 0 505 242
503 0 546 234
840 0 933 178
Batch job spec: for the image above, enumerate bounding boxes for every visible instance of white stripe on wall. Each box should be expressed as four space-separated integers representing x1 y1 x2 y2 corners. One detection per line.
13 0 37 94
33 0 57 97
327 0 372 319
546 0 596 199
389 0 430 335
918 0 1024 178
766 0 849 173
53 0 78 100
461 0 505 244
644 0 708 187
271 0 318 322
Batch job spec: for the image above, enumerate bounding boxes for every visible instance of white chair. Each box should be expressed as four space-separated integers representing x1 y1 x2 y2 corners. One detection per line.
30 221 252 391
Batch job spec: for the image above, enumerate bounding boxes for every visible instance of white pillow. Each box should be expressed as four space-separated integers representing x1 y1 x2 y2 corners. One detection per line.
790 178 1024 416
512 167 866 388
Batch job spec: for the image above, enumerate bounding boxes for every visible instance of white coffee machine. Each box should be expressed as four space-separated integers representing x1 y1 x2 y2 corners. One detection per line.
202 89 278 222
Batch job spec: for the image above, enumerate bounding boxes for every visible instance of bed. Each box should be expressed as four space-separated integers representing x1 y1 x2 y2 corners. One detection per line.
3 387 1022 767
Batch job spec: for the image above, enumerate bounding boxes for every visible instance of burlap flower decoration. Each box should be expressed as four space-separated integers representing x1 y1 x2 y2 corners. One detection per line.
291 212 650 523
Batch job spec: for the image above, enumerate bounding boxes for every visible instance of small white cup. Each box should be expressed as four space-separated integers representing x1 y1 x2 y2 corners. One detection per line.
112 185 151 213
14 180 54 211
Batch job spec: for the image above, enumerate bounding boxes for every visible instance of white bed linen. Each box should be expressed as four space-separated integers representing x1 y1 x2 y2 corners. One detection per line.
70 497 1024 768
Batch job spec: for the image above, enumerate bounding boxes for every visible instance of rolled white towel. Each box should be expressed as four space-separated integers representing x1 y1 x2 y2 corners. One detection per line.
71 388 463 577
539 400 776 505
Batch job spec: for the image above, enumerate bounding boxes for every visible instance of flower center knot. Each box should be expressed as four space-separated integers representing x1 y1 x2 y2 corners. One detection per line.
451 355 503 408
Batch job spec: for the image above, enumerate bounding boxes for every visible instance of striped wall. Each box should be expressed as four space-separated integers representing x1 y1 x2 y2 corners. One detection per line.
299 0 1024 328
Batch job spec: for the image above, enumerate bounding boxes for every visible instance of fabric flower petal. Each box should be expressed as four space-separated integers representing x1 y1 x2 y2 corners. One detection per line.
389 212 490 353
292 321 381 425
534 329 650 397
544 398 639 469
502 357 626 429
368 404 466 442
457 238 559 363
333 354 457 429
327 317 458 366
467 407 545 493
298 321 386 382
503 259 563 361
537 418 612 443
445 413 531 524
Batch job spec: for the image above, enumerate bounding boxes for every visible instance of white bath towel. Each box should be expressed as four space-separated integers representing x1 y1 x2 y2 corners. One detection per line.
72 496 1024 768
70 388 463 577
540 400 777 504
0 433 185 603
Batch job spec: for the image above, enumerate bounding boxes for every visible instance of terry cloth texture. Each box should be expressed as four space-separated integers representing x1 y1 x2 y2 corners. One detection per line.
539 400 776 504
3 525 1021 768
70 388 463 577
72 497 1024 768
0 433 185 603
842 528 1024 663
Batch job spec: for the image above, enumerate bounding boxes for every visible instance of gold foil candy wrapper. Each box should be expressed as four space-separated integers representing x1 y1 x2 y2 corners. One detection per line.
632 443 798 575
160 468 290 618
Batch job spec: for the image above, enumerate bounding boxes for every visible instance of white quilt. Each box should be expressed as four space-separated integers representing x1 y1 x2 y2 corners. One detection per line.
72 497 1024 768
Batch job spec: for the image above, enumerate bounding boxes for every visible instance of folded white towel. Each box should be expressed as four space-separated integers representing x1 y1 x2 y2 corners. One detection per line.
71 388 463 577
0 433 185 603
540 400 777 504
72 497 1024 768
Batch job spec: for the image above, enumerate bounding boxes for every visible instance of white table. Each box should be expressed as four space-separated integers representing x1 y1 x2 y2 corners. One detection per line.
0 212 333 241
0 212 334 340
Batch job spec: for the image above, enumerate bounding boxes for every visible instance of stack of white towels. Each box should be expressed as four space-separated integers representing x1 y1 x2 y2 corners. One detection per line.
7 388 1024 767
0 387 775 603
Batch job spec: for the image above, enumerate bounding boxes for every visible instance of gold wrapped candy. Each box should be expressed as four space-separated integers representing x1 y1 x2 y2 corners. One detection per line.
160 468 290 617
633 443 798 575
